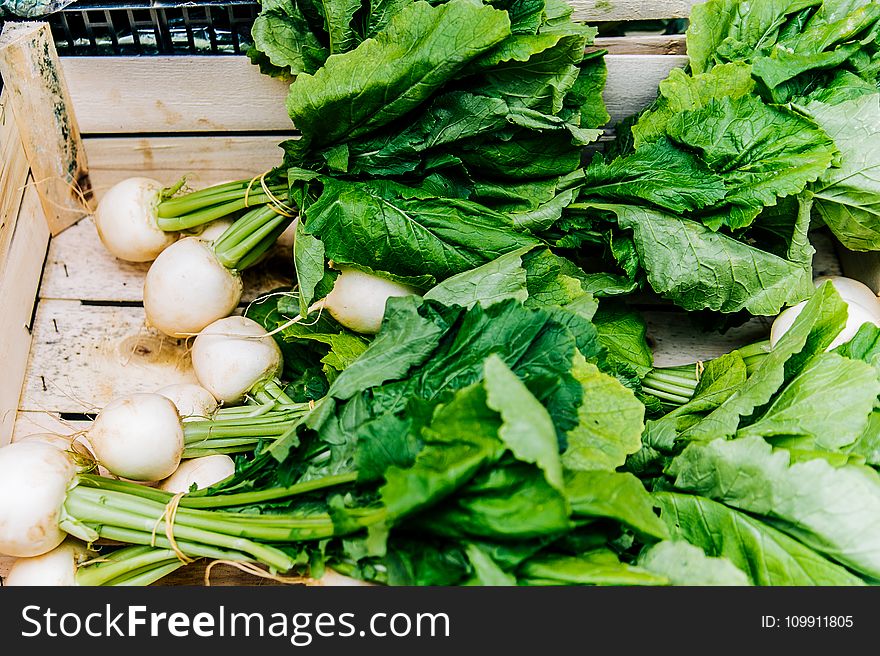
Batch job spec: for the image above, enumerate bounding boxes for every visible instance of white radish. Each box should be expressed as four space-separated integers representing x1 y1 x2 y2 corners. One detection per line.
195 218 235 242
0 442 77 557
5 539 94 586
156 383 218 420
88 393 184 481
17 432 76 451
144 236 243 337
191 316 282 403
771 276 880 350
95 177 178 262
159 455 236 493
323 267 418 334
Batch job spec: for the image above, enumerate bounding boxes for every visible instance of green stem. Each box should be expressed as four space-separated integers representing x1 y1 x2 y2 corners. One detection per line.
156 195 274 231
96 525 254 562
64 488 296 571
76 547 183 586
181 471 359 508
157 183 285 218
213 206 294 269
110 561 183 587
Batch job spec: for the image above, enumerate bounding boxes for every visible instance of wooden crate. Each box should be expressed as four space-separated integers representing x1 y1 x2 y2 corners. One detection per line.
0 0 868 585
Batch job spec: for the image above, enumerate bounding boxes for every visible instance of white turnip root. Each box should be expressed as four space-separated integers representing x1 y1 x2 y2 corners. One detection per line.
771 277 880 350
88 393 184 481
5 539 94 586
0 442 77 557
143 236 243 337
191 316 283 403
156 383 219 420
322 267 418 334
159 455 236 493
95 177 178 262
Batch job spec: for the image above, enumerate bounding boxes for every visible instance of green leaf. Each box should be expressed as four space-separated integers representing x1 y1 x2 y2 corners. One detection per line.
287 0 511 150
632 63 756 148
250 0 329 75
666 95 836 230
518 550 667 586
423 246 531 308
561 355 645 471
328 296 447 400
655 492 866 586
578 139 727 214
686 0 823 75
304 179 538 284
293 220 326 314
678 282 848 442
565 470 669 540
592 303 653 377
465 544 517 586
670 435 880 579
321 0 363 53
483 355 564 493
380 383 503 521
637 540 751 586
600 203 814 315
643 351 748 452
737 352 879 450
805 96 880 251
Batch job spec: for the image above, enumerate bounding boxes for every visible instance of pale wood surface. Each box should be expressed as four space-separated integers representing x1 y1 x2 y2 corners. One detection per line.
0 22 92 235
62 54 687 134
594 34 687 55
84 135 285 195
572 0 699 21
0 90 30 265
39 217 293 303
0 185 49 445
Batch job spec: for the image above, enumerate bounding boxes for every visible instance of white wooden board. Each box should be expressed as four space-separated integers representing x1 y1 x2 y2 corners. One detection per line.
84 135 285 195
0 185 49 445
18 300 197 415
40 216 293 303
572 0 699 21
62 54 687 134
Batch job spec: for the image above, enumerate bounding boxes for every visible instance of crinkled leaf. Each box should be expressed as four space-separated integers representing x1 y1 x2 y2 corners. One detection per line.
561 355 645 471
655 492 866 586
637 540 751 586
670 435 880 579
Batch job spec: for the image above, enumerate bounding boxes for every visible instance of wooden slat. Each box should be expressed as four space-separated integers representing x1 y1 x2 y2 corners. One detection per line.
85 135 285 195
62 54 687 134
40 217 293 303
649 313 772 368
18 300 197 415
0 184 50 445
603 54 688 125
571 0 699 21
0 90 31 265
63 56 292 135
0 22 93 234
595 34 687 55
837 248 880 294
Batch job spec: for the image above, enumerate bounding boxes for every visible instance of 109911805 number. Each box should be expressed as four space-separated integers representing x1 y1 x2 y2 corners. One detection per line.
785 616 854 629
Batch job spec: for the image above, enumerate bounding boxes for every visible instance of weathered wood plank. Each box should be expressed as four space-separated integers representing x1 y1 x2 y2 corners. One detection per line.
62 54 687 134
19 300 198 415
40 217 293 303
0 22 93 234
603 54 688 125
571 0 698 21
837 247 880 294
0 185 50 445
594 34 687 55
649 312 772 368
0 89 31 266
84 135 285 196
